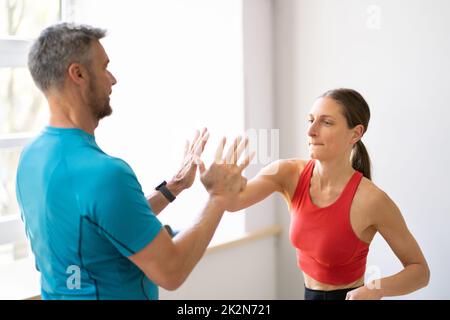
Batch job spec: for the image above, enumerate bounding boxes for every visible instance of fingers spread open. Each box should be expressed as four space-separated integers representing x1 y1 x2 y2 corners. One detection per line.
190 128 208 156
238 150 256 172
225 136 242 165
189 130 200 153
214 137 226 163
199 130 209 154
235 136 249 164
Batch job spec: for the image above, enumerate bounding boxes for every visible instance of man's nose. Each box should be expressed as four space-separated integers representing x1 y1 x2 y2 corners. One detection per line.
109 72 117 86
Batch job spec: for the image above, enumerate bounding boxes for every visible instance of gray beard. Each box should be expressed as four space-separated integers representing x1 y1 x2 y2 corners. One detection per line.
95 100 112 120
87 82 112 120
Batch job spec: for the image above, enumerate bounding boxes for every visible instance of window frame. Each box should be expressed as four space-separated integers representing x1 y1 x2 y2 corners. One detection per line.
0 39 34 245
0 0 64 245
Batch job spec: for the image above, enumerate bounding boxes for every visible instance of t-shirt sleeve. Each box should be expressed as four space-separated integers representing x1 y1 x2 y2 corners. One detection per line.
92 159 163 257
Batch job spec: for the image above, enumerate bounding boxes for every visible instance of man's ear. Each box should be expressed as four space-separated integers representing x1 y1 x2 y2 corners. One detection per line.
67 63 87 86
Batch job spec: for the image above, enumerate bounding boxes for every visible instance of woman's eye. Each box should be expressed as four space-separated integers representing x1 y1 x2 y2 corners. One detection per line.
307 119 313 123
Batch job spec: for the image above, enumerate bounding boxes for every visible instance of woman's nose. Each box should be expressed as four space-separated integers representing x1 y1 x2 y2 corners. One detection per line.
308 122 317 137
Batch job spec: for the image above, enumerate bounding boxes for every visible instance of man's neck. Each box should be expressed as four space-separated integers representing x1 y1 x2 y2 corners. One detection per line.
47 92 98 135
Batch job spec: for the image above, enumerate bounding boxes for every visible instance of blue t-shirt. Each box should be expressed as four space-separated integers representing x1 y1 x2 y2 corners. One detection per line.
16 126 163 300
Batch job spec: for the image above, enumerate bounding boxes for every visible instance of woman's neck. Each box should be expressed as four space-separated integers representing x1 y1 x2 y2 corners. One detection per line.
312 158 355 191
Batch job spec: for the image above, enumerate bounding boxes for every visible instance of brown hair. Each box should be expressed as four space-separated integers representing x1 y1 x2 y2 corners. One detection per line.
321 88 372 180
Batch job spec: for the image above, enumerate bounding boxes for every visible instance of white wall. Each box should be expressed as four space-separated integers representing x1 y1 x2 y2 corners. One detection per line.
272 0 305 300
274 0 450 299
242 0 277 233
160 236 277 299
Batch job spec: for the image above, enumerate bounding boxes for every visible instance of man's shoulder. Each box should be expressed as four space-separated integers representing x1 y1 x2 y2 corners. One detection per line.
18 132 136 186
71 155 138 205
95 156 133 177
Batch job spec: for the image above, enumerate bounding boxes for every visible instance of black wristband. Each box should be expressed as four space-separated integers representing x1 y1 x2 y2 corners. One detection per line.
155 181 176 202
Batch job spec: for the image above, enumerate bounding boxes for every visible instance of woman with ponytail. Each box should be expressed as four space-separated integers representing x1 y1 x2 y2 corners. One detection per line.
227 88 429 300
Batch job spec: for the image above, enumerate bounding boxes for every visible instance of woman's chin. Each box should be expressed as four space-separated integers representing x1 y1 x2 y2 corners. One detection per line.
309 151 318 159
309 152 325 161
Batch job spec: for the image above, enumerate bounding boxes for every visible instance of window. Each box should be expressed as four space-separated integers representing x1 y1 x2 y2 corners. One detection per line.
0 0 60 265
0 0 251 299
1 0 246 274
66 0 246 239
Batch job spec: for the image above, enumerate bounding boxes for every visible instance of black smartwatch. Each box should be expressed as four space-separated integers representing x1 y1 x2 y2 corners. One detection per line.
155 181 176 202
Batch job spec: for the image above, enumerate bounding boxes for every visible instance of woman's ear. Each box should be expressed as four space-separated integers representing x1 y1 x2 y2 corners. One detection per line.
352 124 364 144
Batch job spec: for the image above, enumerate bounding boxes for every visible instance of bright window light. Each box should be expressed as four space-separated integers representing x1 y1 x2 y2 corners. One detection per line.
67 0 246 237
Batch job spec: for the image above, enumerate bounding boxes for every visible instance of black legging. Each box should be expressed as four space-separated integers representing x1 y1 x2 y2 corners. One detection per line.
304 286 361 300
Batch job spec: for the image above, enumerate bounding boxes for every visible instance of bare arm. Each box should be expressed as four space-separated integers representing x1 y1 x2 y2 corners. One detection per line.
347 192 430 299
373 193 430 297
129 196 226 290
147 129 208 215
129 136 252 290
226 159 302 212
146 180 183 216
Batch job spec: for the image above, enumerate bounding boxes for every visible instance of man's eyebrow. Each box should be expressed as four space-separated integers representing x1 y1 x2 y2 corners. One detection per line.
308 114 336 120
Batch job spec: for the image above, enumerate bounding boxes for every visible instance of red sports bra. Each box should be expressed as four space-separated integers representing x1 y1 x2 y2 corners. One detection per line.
289 159 370 285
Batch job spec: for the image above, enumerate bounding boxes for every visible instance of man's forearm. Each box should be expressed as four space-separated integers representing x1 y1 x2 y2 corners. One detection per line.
147 180 184 215
170 197 225 285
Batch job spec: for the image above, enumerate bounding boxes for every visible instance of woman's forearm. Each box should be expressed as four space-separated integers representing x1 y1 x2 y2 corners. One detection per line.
369 263 430 298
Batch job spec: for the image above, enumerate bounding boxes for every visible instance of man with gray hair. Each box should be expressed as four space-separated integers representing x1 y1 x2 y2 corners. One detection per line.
16 23 250 299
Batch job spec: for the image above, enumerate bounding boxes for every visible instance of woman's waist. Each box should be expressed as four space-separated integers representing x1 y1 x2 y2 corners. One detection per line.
303 272 364 291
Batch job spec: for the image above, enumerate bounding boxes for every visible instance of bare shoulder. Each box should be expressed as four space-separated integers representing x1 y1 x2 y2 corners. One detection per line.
266 158 309 200
294 158 310 172
284 158 308 171
355 177 401 225
260 158 307 177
